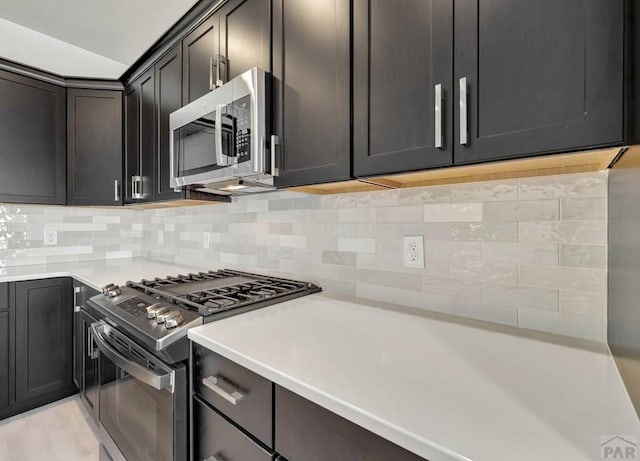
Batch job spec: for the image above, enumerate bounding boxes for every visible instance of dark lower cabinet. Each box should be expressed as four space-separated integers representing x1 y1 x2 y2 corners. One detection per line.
0 70 66 205
354 0 454 177
72 281 99 422
193 396 274 461
272 0 351 187
0 285 10 412
14 278 74 405
453 0 624 164
67 88 123 206
275 386 425 461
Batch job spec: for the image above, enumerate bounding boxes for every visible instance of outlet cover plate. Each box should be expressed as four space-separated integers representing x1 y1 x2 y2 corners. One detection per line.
403 236 425 269
44 229 58 246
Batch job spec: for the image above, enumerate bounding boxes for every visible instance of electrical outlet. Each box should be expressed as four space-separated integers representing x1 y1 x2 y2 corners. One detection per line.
44 229 58 246
403 236 424 269
203 232 210 249
157 230 164 244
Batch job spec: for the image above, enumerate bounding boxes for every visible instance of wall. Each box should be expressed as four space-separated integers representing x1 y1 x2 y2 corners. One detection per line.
144 171 608 342
0 204 142 268
608 148 640 416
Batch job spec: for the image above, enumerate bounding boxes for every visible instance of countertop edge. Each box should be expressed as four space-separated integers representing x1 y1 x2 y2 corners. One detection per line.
0 270 103 291
188 330 471 461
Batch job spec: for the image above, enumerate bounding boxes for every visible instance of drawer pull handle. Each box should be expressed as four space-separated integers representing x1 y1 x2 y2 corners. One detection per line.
202 375 245 405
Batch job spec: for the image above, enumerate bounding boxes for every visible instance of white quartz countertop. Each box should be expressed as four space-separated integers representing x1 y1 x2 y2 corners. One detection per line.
0 258 206 291
188 293 640 461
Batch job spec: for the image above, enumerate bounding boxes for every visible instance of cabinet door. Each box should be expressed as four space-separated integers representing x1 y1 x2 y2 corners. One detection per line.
183 16 218 104
218 0 271 82
453 0 624 164
139 68 156 203
275 386 425 461
79 309 99 421
354 0 453 177
15 278 73 403
0 70 66 205
124 84 139 203
0 283 10 412
67 89 123 206
155 46 184 202
272 0 351 188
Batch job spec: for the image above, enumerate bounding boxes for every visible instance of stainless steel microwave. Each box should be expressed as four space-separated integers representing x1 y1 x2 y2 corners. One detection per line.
169 67 276 194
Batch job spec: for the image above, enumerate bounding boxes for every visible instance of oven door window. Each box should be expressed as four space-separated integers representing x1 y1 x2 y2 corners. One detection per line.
96 325 182 461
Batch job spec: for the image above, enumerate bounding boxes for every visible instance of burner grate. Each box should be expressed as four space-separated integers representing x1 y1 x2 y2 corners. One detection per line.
127 270 320 317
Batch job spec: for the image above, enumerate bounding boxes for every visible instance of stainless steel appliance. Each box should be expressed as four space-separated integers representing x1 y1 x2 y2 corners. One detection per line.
88 270 320 461
170 67 277 195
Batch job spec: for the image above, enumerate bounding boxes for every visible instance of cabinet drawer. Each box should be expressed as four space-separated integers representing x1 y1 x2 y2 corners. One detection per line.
193 343 273 447
0 283 8 310
275 386 426 461
193 396 274 461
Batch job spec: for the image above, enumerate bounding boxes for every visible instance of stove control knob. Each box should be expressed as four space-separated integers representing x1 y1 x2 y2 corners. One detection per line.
164 312 184 329
155 309 175 324
146 304 167 319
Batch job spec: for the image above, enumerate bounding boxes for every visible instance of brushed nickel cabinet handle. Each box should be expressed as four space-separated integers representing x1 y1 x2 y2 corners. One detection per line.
459 77 468 145
209 56 215 91
435 83 443 149
114 179 120 202
271 135 280 176
202 375 245 405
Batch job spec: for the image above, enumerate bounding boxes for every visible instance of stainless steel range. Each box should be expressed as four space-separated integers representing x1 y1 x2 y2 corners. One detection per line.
87 270 320 461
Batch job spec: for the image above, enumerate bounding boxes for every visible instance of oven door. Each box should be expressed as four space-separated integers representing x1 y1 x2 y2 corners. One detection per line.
169 67 267 188
91 321 187 461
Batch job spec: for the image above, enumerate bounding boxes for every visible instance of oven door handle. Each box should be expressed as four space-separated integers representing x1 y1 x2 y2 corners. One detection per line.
91 322 175 394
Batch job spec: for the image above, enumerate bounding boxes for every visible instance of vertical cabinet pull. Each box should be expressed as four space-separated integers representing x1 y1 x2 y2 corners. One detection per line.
271 135 280 176
459 77 469 146
435 83 443 149
209 56 215 91
114 179 120 202
74 286 81 313
216 54 225 88
132 175 142 200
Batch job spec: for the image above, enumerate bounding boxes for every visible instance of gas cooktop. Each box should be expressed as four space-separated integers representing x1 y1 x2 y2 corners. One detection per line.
89 270 320 360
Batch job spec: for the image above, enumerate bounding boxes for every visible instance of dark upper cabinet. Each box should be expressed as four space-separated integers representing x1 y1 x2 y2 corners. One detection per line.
218 0 271 81
124 68 156 203
15 278 73 404
155 45 185 202
272 0 351 188
0 70 66 205
183 16 218 104
67 89 123 206
0 284 10 412
124 84 139 203
453 0 624 165
354 0 453 177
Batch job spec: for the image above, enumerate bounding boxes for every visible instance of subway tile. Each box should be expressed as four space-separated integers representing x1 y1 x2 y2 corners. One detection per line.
560 197 607 220
377 206 423 222
482 242 559 265
338 208 376 223
423 203 483 222
337 237 376 254
452 260 518 284
559 245 607 268
482 283 558 311
451 302 518 327
517 307 605 342
450 179 518 202
483 200 559 222
559 290 607 316
519 265 606 292
451 222 518 242
519 221 606 245
399 185 451 205
322 251 356 266
519 172 607 199
423 276 482 299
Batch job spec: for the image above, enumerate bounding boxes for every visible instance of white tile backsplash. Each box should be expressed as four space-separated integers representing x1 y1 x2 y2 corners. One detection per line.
0 170 610 342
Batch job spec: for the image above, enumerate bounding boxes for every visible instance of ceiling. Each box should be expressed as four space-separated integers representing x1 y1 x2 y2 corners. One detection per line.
0 0 200 79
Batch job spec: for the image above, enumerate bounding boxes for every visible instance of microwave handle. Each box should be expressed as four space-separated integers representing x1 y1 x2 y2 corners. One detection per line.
215 103 232 166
